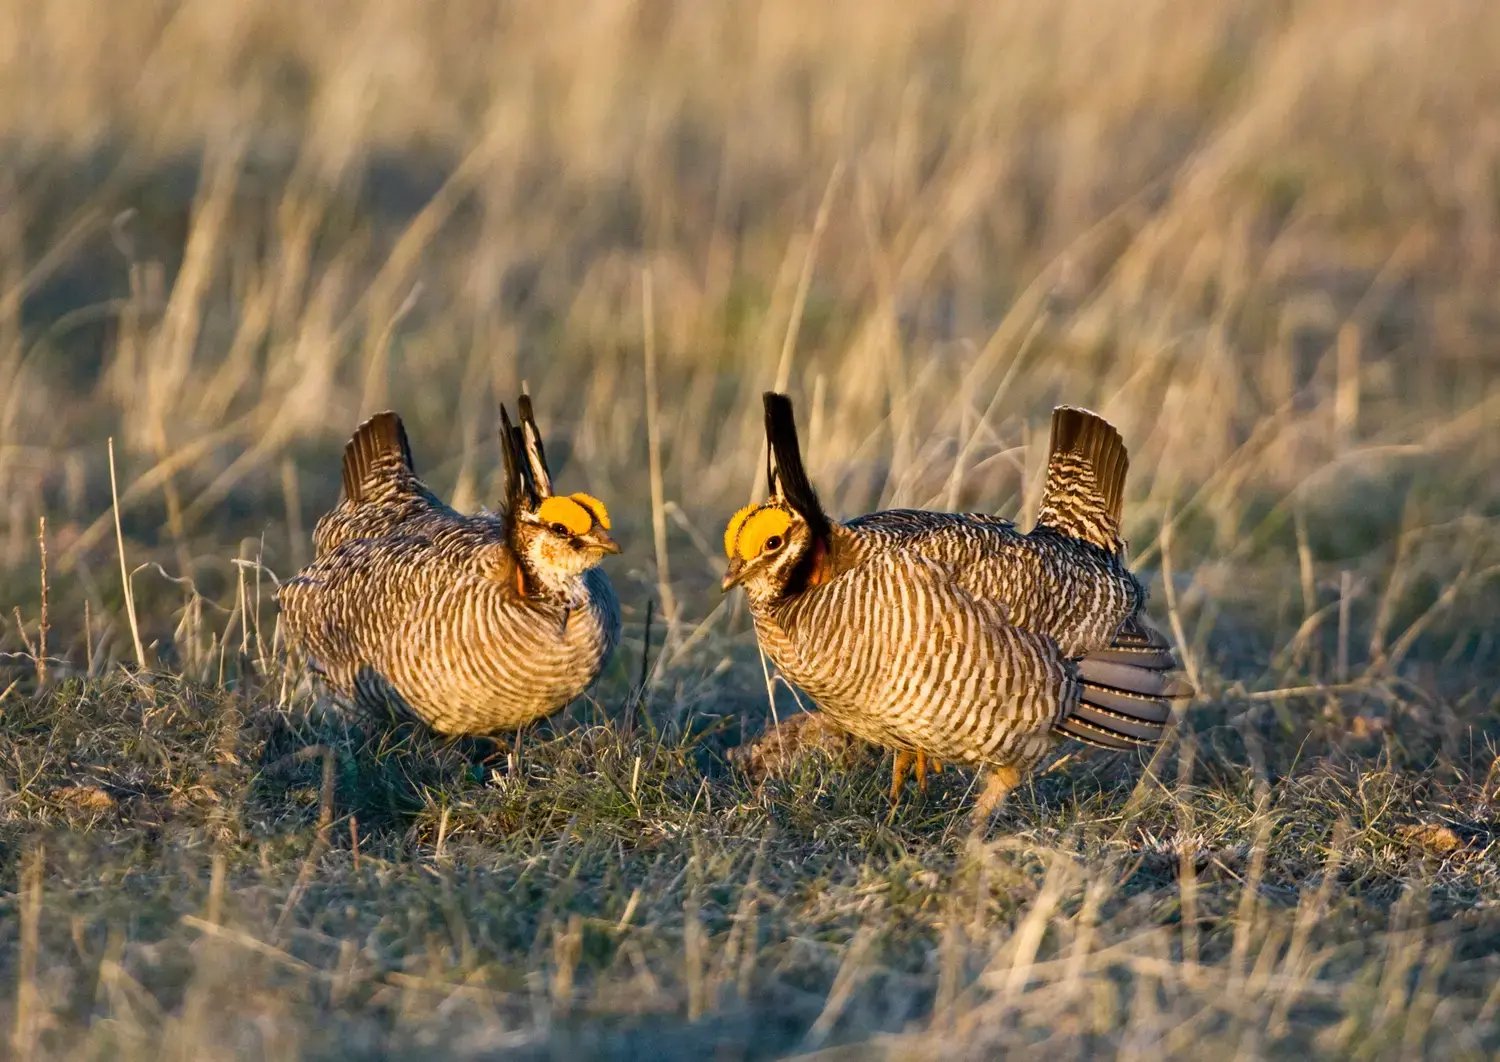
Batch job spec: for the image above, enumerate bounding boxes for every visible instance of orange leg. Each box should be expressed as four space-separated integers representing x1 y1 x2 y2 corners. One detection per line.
894 751 946 799
915 753 946 793
889 750 914 805
890 751 949 820
915 752 932 794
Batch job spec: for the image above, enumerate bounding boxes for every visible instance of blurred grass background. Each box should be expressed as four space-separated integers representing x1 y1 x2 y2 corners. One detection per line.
1 1 1498 1057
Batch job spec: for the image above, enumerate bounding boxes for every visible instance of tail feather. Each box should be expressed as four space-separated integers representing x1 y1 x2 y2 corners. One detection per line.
1036 406 1128 552
1055 717 1140 751
1083 645 1177 669
1063 706 1161 744
342 412 414 504
1086 615 1177 670
1057 640 1194 750
1075 657 1191 699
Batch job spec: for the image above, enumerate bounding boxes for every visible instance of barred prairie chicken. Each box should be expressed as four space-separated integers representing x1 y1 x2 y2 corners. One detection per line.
277 397 621 735
722 393 1192 817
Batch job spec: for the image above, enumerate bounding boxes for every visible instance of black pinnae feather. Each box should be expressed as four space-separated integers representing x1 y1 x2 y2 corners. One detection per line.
512 425 537 504
763 392 831 538
517 392 554 498
499 404 531 512
765 427 778 498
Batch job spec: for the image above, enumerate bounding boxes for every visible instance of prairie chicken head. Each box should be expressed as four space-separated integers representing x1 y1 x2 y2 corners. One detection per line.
501 396 620 593
722 393 832 603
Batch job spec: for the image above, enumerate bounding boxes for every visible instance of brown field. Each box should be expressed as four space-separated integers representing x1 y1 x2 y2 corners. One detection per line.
1 1 1498 1058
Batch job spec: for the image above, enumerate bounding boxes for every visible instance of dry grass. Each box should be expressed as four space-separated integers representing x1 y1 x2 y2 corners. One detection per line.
1 1 1498 1057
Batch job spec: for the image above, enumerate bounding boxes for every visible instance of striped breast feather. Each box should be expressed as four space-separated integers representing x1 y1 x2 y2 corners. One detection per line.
298 522 518 614
840 510 1025 568
581 566 623 648
839 508 1139 657
770 550 1070 745
284 532 523 664
845 508 1019 537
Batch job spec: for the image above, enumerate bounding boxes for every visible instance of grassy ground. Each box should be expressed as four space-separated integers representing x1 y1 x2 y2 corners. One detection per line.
2 1 1499 1057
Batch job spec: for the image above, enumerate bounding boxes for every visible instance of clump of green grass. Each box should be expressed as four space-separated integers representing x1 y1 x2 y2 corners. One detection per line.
1 653 1495 1057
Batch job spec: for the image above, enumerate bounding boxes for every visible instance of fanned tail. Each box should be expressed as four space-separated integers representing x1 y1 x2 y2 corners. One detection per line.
341 412 415 504
1055 622 1193 750
1078 615 1178 670
1035 406 1128 553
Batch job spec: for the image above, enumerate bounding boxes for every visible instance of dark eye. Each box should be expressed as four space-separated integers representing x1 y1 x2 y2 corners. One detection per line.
551 523 570 536
763 535 783 552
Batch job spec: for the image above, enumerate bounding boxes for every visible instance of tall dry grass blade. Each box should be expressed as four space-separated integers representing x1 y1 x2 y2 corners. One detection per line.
805 928 874 1048
11 606 37 671
1386 555 1495 673
83 598 95 677
108 438 147 670
272 745 337 941
35 516 47 686
683 889 706 1021
1334 321 1361 451
550 913 583 1012
746 163 846 506
1159 512 1200 693
57 420 251 572
1336 570 1352 684
624 598 655 733
281 457 307 570
1175 739 1200 979
1292 508 1317 670
1368 498 1418 667
205 849 226 927
642 268 679 641
772 161 844 397
12 845 43 1060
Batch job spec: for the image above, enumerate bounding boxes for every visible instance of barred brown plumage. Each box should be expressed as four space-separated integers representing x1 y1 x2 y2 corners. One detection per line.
277 399 621 735
723 393 1193 817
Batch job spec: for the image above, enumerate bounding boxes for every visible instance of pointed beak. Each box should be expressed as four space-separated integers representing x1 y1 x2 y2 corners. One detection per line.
585 530 622 556
720 558 747 593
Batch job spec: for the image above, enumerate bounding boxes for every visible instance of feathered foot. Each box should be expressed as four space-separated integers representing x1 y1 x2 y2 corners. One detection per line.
972 764 1022 823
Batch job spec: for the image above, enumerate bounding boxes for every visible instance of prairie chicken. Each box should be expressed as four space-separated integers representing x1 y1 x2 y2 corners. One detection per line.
277 397 621 735
722 393 1192 816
